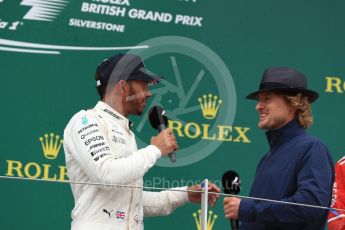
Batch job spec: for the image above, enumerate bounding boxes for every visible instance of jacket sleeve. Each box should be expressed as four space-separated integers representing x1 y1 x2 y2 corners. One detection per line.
328 157 345 230
142 187 190 216
239 141 334 224
64 111 161 187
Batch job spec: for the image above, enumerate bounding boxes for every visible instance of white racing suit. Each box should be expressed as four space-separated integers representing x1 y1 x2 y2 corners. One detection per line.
63 101 189 230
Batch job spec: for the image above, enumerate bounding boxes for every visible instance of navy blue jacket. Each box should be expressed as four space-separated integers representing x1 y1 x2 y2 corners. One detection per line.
239 120 334 229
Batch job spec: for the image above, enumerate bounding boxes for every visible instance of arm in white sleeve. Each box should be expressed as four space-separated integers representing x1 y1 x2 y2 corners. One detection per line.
143 186 190 216
64 111 161 187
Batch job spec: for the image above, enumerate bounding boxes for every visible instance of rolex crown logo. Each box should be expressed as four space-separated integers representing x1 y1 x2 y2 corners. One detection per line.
198 94 222 120
193 209 218 230
39 133 63 160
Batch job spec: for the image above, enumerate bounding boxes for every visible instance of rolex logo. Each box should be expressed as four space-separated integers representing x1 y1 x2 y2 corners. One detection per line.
39 133 63 159
198 94 222 120
193 209 218 230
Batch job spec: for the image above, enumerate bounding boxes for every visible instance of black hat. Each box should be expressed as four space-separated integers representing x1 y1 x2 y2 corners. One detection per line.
96 53 163 87
246 67 319 103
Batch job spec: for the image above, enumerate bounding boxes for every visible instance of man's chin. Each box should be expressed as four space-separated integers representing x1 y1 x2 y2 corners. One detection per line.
258 122 269 130
135 108 144 116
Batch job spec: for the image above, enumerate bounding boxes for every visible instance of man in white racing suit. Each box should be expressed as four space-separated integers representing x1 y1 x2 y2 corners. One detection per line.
63 54 220 230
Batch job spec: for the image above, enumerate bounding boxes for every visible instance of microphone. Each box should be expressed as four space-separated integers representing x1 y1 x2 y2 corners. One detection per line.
148 105 176 163
222 170 241 230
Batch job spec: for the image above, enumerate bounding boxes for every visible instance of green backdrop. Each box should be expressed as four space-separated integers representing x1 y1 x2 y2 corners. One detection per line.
0 0 344 229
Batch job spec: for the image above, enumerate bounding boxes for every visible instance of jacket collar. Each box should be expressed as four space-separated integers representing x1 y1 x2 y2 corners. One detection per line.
265 119 305 147
94 101 133 130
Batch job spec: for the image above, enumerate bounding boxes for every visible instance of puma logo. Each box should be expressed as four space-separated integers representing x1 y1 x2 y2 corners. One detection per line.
102 209 113 218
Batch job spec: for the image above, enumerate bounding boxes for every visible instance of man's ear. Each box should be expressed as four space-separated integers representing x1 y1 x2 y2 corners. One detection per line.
115 80 127 95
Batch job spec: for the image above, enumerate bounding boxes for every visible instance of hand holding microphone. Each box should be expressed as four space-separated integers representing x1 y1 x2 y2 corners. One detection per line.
148 105 177 162
150 129 178 158
222 170 241 230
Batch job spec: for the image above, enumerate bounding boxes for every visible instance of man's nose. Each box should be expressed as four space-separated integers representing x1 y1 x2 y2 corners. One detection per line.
146 90 152 98
255 101 264 111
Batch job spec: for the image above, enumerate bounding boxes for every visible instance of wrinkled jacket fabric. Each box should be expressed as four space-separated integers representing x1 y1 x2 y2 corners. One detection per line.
239 120 334 229
63 101 189 230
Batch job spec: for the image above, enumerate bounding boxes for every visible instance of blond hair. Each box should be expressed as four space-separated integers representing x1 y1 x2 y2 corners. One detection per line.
284 93 313 129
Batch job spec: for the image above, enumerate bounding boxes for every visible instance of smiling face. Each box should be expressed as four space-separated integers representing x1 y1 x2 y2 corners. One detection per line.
255 91 297 130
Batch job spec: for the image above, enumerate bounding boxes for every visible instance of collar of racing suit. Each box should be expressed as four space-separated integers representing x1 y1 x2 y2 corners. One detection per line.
94 101 134 130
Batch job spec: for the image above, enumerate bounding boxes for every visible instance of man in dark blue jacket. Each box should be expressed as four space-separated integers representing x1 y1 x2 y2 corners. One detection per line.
223 67 334 229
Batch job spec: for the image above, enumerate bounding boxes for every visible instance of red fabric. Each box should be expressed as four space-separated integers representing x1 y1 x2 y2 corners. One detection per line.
328 157 345 230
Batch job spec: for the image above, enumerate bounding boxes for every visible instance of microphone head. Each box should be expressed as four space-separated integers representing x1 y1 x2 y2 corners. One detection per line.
148 105 168 130
222 170 241 195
